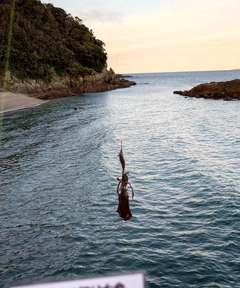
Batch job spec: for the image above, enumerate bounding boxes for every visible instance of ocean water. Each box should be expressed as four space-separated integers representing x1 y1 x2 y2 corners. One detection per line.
1 70 240 288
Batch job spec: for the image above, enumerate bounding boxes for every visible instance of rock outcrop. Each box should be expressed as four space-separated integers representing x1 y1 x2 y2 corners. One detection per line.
173 79 240 101
2 68 136 100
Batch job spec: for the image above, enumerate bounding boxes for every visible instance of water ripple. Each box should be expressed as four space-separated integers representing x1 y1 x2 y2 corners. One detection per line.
1 71 240 287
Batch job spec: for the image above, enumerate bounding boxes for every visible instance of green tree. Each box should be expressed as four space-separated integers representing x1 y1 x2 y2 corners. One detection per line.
0 0 107 81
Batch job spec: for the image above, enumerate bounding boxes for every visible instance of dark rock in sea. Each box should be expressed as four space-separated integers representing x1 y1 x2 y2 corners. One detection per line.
173 79 240 100
119 74 133 78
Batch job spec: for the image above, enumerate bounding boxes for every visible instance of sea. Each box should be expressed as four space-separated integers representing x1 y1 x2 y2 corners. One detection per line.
0 70 240 288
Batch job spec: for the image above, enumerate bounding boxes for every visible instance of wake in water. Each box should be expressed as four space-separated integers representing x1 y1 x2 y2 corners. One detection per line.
116 141 134 221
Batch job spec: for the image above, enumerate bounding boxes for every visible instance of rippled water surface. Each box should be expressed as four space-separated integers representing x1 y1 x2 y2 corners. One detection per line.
1 71 240 288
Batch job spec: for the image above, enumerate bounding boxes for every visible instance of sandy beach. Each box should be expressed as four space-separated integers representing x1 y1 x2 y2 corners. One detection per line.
0 92 45 112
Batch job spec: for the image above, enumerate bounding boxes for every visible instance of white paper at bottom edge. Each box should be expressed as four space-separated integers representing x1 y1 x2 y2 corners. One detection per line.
10 271 145 288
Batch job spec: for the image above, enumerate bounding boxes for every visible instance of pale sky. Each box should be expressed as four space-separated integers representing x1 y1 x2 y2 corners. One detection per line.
44 0 240 73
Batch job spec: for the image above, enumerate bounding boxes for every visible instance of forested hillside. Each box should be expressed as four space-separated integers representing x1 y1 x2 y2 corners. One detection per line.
0 0 107 81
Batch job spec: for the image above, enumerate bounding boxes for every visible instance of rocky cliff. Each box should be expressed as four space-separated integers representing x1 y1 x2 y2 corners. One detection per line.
2 67 136 100
173 79 240 101
1 1 136 99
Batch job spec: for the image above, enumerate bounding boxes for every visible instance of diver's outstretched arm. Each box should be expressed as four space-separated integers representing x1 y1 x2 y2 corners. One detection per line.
116 180 121 195
128 182 134 199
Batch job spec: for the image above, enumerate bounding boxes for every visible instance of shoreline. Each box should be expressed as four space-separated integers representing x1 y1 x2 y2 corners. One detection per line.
0 92 46 113
1 76 136 112
1 69 136 111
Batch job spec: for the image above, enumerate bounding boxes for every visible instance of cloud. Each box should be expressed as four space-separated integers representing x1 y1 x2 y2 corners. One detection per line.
72 0 173 25
43 0 125 23
77 9 124 24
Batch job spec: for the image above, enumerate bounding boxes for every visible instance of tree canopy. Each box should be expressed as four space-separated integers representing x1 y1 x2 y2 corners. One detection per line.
0 0 107 81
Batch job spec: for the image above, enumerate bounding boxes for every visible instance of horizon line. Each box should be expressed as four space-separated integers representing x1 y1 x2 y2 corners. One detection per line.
118 68 240 75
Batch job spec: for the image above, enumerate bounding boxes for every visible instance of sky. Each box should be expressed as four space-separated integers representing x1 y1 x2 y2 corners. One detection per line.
44 0 240 74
